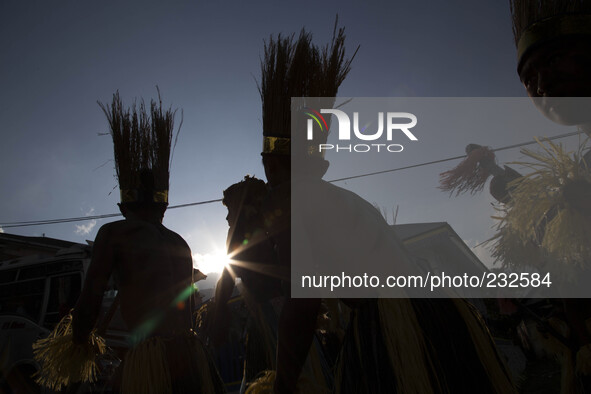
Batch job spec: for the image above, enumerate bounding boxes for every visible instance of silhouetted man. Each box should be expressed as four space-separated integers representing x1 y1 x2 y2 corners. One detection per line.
251 27 515 394
511 1 591 388
71 93 224 393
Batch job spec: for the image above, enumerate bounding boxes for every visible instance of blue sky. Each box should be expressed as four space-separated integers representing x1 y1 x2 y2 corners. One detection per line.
2 1 546 287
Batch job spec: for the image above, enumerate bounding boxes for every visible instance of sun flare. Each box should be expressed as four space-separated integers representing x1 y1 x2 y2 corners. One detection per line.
192 249 230 274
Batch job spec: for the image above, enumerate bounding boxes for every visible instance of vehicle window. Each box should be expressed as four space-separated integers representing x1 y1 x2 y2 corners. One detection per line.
43 273 82 328
0 278 45 322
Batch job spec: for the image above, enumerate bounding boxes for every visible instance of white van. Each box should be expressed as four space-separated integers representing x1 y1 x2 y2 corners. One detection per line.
0 244 125 393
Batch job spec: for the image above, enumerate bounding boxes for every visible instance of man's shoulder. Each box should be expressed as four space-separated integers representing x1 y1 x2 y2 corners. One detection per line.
95 219 126 235
161 225 187 241
293 179 386 230
96 219 162 240
95 221 191 254
90 220 128 250
97 219 143 234
159 225 191 250
299 179 382 214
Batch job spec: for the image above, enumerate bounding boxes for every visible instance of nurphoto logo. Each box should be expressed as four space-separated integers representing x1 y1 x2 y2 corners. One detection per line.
305 108 418 153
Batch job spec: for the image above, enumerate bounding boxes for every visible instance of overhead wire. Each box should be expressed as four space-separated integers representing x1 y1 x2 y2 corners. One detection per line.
0 130 584 229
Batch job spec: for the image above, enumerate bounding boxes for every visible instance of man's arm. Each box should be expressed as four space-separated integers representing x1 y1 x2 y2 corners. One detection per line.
72 224 116 344
205 267 234 346
271 211 321 394
214 266 235 306
275 297 321 394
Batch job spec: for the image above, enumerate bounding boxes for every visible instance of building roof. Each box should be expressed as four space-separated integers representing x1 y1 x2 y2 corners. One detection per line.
392 222 448 241
392 221 488 274
0 233 86 261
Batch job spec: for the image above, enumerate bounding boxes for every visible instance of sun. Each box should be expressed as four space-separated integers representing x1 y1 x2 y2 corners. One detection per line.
193 249 230 274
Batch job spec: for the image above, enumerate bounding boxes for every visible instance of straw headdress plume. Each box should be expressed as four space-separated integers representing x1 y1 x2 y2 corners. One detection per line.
439 143 522 202
99 89 180 205
259 18 358 158
510 0 591 71
489 138 591 273
439 144 499 196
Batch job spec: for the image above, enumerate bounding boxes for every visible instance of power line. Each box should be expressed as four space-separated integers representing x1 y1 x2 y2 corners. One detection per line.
327 129 583 183
1 130 583 229
0 199 224 228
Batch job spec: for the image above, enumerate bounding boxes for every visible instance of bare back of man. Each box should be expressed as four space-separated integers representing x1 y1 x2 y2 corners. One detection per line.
73 216 193 343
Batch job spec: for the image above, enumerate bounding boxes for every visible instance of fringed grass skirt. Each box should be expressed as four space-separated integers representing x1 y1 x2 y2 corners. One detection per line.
121 330 225 394
335 299 516 394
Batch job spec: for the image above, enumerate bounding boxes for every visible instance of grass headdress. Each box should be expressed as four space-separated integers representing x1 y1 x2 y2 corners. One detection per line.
490 139 591 273
99 90 179 205
259 19 357 158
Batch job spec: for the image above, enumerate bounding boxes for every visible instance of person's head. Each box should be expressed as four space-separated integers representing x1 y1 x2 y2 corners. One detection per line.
519 36 591 99
261 154 291 188
118 201 167 223
518 36 591 124
117 169 169 222
222 176 267 225
261 152 330 188
511 1 591 124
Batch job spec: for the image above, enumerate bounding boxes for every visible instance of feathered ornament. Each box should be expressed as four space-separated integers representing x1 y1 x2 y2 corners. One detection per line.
32 314 107 390
439 144 502 196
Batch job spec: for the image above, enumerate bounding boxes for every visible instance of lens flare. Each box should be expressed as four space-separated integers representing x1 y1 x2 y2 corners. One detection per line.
192 249 231 274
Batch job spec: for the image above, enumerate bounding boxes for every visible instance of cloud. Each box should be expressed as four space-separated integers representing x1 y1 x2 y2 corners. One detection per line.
74 207 97 235
75 219 97 235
